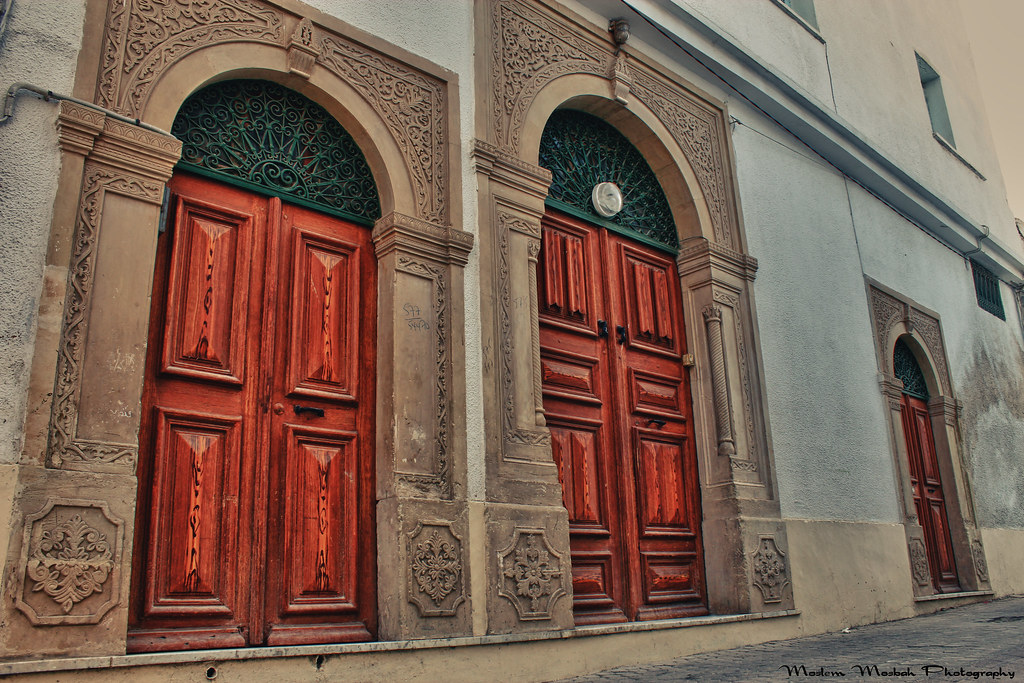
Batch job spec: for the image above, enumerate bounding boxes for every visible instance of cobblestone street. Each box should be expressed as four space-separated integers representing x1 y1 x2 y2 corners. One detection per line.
555 597 1024 682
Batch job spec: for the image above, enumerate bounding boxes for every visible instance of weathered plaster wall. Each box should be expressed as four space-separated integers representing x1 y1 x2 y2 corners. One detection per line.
303 0 486 500
730 116 901 524
0 0 85 464
850 180 1024 530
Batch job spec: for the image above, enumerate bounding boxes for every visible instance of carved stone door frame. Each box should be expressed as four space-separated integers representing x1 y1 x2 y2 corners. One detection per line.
866 281 990 596
3 0 472 659
473 0 794 629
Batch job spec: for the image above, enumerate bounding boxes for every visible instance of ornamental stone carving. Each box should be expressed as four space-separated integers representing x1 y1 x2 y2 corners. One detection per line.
15 499 125 625
972 539 989 583
487 0 738 247
407 523 465 617
869 286 952 396
909 538 931 587
97 0 450 224
751 536 789 604
49 165 164 473
497 528 568 620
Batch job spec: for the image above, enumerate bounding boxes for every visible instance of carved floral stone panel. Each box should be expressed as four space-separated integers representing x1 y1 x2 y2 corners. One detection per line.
909 538 931 587
97 0 450 224
407 523 465 617
869 286 952 396
751 536 790 604
15 499 125 625
497 527 568 620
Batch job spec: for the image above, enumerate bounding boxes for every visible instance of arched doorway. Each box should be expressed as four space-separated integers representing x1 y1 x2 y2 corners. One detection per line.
893 337 959 592
129 80 379 651
537 109 707 623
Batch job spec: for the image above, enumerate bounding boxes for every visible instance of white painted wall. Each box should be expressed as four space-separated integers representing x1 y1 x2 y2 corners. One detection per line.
0 0 85 464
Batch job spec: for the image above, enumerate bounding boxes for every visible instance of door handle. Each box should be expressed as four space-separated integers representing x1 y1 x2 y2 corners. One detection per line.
647 418 666 429
616 325 628 344
293 405 325 418
598 320 609 338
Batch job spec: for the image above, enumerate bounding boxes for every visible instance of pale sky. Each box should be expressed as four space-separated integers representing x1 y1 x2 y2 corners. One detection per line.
958 0 1024 222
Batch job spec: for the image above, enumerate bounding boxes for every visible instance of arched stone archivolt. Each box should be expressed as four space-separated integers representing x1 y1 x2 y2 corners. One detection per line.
4 0 472 659
867 281 990 596
475 0 790 627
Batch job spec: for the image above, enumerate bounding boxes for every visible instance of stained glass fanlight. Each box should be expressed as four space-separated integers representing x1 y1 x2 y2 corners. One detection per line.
894 338 930 400
172 79 381 224
538 109 678 251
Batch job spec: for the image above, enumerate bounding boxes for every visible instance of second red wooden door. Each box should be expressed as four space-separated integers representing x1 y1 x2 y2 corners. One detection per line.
129 173 376 651
900 394 959 592
539 210 707 624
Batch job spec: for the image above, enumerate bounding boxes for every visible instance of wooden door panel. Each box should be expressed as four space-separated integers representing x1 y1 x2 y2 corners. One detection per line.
279 426 359 615
628 369 685 420
568 550 621 615
640 553 702 605
541 350 602 406
539 215 600 336
143 408 242 618
634 432 693 535
287 224 359 401
549 421 605 528
161 196 254 384
616 245 680 358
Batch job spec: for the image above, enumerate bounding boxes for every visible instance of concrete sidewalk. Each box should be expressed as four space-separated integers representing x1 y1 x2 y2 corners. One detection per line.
554 596 1024 682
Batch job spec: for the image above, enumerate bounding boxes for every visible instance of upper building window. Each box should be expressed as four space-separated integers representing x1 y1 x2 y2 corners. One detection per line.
777 0 818 28
971 260 1005 320
916 53 955 146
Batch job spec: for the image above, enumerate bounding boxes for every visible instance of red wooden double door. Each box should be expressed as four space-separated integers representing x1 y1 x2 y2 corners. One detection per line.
900 394 959 592
130 174 376 651
539 210 707 623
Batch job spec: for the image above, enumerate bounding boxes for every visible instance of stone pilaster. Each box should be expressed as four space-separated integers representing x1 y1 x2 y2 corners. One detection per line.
372 211 475 639
473 140 574 634
1 109 181 659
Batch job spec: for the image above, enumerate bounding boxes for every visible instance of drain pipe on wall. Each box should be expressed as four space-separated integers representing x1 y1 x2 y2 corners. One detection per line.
0 82 173 136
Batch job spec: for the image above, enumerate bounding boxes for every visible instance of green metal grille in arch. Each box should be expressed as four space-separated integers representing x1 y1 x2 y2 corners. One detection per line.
894 338 930 400
172 79 381 225
538 109 678 252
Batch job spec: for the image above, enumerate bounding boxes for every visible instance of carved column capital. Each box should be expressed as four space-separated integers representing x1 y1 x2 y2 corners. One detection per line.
473 139 552 203
373 211 474 265
88 118 182 185
879 373 905 411
678 236 759 282
56 101 106 157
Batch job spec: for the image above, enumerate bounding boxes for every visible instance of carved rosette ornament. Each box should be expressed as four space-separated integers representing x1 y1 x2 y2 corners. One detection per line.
15 500 125 625
497 528 568 620
407 523 465 617
909 538 931 587
751 536 790 604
